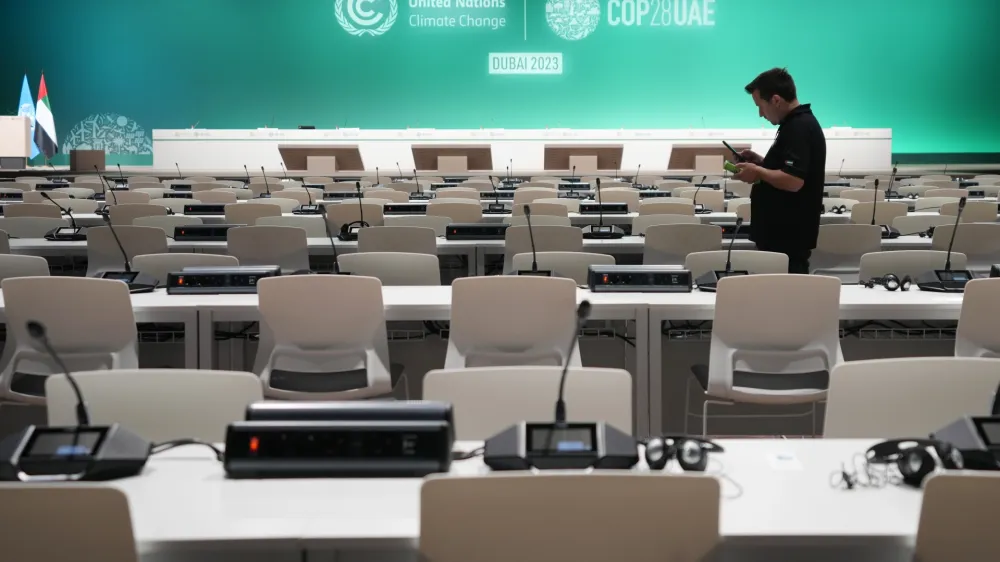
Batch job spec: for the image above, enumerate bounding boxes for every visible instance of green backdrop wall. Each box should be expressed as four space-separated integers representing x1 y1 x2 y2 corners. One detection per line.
3 0 998 164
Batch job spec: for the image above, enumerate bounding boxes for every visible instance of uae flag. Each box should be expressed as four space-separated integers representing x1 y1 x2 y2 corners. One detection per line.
33 74 57 159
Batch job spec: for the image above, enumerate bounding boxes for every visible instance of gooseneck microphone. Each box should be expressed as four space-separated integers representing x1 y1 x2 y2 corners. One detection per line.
396 162 404 181
244 164 251 185
632 164 642 188
95 164 119 206
116 163 126 186
260 166 271 198
555 301 592 424
692 183 704 213
885 165 898 198
488 175 504 213
870 179 880 226
27 321 89 426
525 205 539 273
838 159 845 178
356 181 365 226
509 158 513 183
105 216 133 274
596 177 606 228
175 163 182 179
571 165 576 181
724 217 743 273
319 203 341 274
944 197 966 273
375 167 380 186
40 192 81 233
279 162 289 180
413 168 425 198
917 196 972 293
613 160 620 181
582 178 625 240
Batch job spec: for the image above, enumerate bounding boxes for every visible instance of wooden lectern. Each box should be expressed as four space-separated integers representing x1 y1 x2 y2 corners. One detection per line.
0 116 31 169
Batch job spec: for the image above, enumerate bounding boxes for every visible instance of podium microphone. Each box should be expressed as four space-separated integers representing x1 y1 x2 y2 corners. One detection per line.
515 205 551 276
40 192 85 241
259 167 272 198
917 196 973 292
483 300 638 471
582 178 625 240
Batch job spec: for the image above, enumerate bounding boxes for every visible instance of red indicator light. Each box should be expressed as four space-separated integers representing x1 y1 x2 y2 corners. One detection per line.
249 436 259 453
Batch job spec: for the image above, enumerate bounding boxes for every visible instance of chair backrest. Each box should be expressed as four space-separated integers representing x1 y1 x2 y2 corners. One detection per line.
324 201 385 228
824 358 1000 437
596 189 640 212
128 175 160 184
224 202 282 225
913 197 960 212
673 188 725 212
858 250 967 280
506 214 572 227
108 203 168 226
891 214 955 235
840 188 884 202
190 182 229 193
726 180 753 198
363 189 410 203
270 191 311 205
940 201 999 223
726 197 751 212
955 278 1000 358
420 473 720 562
534 197 580 213
194 190 238 204
512 188 558 206
106 191 151 205
0 486 138 562
0 230 9 254
630 214 702 235
424 367 632 439
0 254 49 281
338 252 441 285
434 187 480 201
448 276 579 368
811 224 882 278
149 197 197 214
129 186 166 199
56 198 101 214
459 180 494 191
511 251 615 285
86 226 168 275
503 225 583 272
924 188 966 198
46 369 262 442
132 215 203 237
383 214 451 236
685 250 788 277
358 226 438 254
427 200 483 223
849 201 908 225
255 215 327 237
0 217 68 238
303 176 333 184
513 202 569 217
5 181 35 191
23 190 68 203
132 253 239 285
3 203 62 219
643 224 722 266
1 277 137 354
915 473 1000 562
931 223 1000 268
227 225 310 272
185 176 217 183
638 200 696 216
247 197 298 213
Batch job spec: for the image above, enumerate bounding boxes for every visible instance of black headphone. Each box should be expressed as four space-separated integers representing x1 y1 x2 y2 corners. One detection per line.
906 192 919 200
918 226 936 238
861 274 912 291
643 436 723 472
866 439 963 488
828 204 848 214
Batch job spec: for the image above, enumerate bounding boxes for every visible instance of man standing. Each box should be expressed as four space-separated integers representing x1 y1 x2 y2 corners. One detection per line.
732 68 826 274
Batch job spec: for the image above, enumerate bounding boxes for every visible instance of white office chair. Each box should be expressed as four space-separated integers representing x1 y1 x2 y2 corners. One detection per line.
596 189 641 213
51 198 100 214
338 252 441 285
687 275 842 435
0 217 68 238
303 176 333 184
0 486 138 562
895 184 930 198
512 202 570 217
254 275 406 400
5 181 35 191
635 175 664 187
268 191 311 206
132 253 239 285
824 358 1000 438
0 254 49 281
503 225 583 273
132 215 203 237
383 214 451 236
387 181 420 194
428 200 483 223
638 200 696 216
358 226 438 254
726 181 753 198
915 474 1000 562
86 226 167 277
423 367 632 440
941 201 998 223
810 224 882 280
684 250 788 278
224 202 282 225
447 276 579 368
130 186 167 200
849 202 908 226
506 214 572 227
150 197 198 214
955 278 1000 358
858 250 968 280
227 225 310 273
128 175 160 184
631 214 700 236
105 191 151 205
512 188 558 207
654 180 695 192
246 197 297 213
194 190 238 204
108 203 168 226
434 188 480 201
254 215 327 237
324 201 385 229
931 223 1000 271
643 224 722 266
185 176 217 183
891 214 955 236
46 369 262 442
3 203 62 219
511 251 615 285
420 473 720 562
363 189 410 203
924 188 966 198
191 182 230 193
0 277 138 405
23 190 68 203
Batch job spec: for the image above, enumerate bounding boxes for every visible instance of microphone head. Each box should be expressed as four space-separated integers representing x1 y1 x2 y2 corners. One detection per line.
355 181 361 191
260 166 265 172
26 320 45 340
40 191 51 201
523 204 531 217
577 300 592 320
874 179 879 188
959 196 967 209
596 178 601 188
735 217 743 226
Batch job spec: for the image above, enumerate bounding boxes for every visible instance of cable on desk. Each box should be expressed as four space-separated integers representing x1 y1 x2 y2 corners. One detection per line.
615 334 636 348
453 447 484 461
830 453 897 490
708 458 744 500
215 321 259 341
150 439 224 462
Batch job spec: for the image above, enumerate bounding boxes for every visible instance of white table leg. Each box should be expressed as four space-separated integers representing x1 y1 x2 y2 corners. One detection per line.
634 307 651 438
648 309 664 436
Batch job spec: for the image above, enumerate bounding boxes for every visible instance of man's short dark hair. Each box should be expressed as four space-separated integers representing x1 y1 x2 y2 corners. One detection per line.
745 68 797 102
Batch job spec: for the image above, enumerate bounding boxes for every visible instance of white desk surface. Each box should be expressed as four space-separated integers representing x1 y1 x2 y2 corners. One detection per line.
107 438 930 552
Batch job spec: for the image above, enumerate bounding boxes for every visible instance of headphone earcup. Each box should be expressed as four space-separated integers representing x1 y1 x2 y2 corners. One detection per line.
897 448 936 488
676 440 708 472
644 438 671 470
884 274 900 291
899 275 913 292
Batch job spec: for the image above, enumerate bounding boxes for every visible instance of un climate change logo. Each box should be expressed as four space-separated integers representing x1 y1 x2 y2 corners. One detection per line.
336 0 398 37
546 0 601 41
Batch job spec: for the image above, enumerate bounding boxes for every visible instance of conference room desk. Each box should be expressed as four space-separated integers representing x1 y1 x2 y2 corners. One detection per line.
111 438 931 562
645 286 965 435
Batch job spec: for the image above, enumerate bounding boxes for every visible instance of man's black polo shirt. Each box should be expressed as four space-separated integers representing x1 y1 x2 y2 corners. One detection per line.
749 104 827 251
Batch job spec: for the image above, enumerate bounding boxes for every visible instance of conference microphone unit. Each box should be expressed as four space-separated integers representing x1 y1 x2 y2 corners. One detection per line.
395 162 404 182
588 266 693 293
116 163 127 187
96 165 121 209
632 164 643 188
337 182 368 241
515 205 552 277
838 158 845 178
293 183 322 215
244 164 252 186
375 166 381 187
696 217 749 292
166 266 282 294
0 320 150 482
411 168 430 201
917 196 974 293
582 178 625 240
484 301 638 471
613 160 621 182
870 179 900 239
485 175 506 213
40 192 86 241
259 166 272 198
884 164 899 199
570 165 576 181
279 161 289 180
95 214 159 294
175 163 183 179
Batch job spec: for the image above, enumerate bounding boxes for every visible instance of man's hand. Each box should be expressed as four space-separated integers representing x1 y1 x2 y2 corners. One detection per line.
733 163 762 183
739 149 764 165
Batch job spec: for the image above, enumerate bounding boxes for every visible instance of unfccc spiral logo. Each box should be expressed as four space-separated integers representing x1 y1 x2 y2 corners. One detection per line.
336 0 398 37
546 0 601 41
